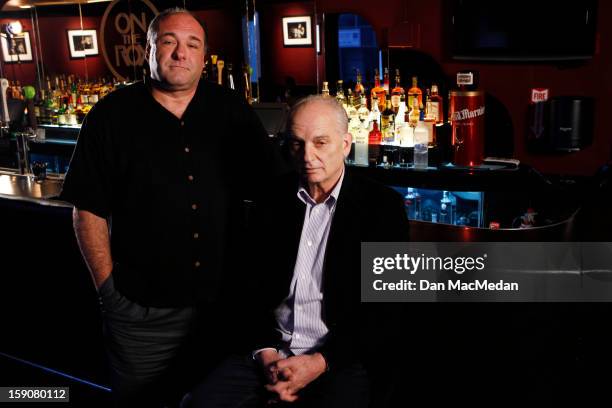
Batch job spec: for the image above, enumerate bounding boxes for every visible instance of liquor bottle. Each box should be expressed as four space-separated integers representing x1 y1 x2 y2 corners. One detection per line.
439 191 453 224
44 91 57 125
391 69 405 113
344 88 354 115
427 84 444 125
408 96 420 128
407 76 423 110
421 95 436 145
33 89 43 123
348 95 362 137
336 80 346 107
395 94 407 132
57 100 67 126
348 111 360 162
381 98 395 144
418 108 434 145
357 95 370 127
370 69 385 113
321 81 330 97
396 95 412 147
369 94 381 129
346 94 359 128
404 188 416 220
354 121 369 166
383 67 390 94
354 70 365 103
413 117 428 169
70 78 78 107
368 121 382 166
12 81 23 100
66 95 78 125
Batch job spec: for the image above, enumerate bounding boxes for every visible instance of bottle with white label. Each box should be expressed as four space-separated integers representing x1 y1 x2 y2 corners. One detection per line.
354 123 369 166
426 84 443 125
357 95 370 128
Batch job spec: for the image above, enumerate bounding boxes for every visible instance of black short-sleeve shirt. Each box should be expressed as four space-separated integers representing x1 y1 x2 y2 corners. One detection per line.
60 80 277 307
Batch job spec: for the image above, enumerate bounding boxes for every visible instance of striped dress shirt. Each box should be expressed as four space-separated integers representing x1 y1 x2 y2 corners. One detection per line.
273 170 345 356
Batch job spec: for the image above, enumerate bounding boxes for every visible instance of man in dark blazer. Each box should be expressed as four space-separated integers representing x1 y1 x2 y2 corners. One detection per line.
189 95 410 408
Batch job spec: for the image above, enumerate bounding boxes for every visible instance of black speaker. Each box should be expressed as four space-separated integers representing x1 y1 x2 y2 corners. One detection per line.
527 96 594 153
549 96 594 152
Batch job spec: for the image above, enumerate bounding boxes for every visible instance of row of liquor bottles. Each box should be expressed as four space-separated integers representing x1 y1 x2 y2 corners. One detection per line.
36 75 124 126
323 69 485 168
400 187 482 227
7 54 254 128
5 75 125 127
322 69 444 168
327 69 444 120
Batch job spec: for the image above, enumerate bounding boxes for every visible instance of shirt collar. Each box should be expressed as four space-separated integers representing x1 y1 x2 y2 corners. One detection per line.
297 167 345 209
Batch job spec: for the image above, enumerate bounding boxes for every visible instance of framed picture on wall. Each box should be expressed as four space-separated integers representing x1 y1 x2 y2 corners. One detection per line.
282 16 313 47
0 32 33 63
67 29 99 58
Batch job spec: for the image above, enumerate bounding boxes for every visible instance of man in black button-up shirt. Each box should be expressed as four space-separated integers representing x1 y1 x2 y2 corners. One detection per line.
59 7 279 407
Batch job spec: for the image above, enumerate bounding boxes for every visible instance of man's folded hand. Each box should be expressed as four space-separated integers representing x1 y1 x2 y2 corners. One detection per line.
264 353 327 402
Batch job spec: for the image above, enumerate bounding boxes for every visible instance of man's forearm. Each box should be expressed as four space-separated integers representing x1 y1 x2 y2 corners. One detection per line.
72 208 113 290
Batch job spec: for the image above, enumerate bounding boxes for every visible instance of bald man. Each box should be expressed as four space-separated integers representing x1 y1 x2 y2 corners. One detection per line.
189 95 410 407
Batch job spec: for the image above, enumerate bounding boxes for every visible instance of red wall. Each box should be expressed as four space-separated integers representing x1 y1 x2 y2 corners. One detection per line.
195 8 243 68
37 16 108 80
259 1 317 87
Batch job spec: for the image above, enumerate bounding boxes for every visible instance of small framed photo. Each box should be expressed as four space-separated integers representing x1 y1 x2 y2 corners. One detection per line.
1 32 33 63
67 29 99 58
282 16 312 47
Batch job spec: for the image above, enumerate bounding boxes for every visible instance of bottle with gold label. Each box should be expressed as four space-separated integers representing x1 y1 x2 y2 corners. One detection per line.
346 93 359 124
391 69 405 113
357 95 370 128
426 84 444 125
354 70 365 103
407 76 423 110
370 69 385 113
409 96 420 128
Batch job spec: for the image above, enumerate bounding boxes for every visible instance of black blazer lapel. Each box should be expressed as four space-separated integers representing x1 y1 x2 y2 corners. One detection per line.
321 169 362 324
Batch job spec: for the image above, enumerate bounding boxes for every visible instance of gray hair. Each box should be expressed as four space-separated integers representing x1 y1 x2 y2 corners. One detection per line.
288 95 349 136
147 7 209 51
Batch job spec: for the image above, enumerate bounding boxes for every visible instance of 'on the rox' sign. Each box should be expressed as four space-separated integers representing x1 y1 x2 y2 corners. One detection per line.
101 0 159 81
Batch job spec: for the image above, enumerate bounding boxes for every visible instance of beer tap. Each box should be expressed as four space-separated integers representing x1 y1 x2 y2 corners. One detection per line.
0 78 10 139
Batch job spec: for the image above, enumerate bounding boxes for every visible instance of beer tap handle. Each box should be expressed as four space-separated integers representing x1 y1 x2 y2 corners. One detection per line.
1 78 10 123
217 60 224 86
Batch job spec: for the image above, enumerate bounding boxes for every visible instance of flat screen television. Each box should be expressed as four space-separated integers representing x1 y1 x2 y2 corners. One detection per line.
449 0 598 62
